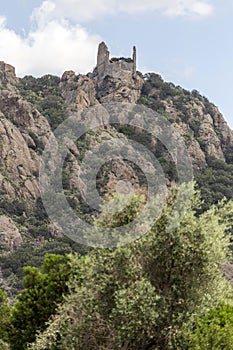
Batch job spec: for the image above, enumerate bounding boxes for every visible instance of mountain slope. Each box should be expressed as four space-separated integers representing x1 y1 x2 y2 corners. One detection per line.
0 43 233 295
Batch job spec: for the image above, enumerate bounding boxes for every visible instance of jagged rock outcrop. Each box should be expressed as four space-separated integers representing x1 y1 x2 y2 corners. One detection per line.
0 44 232 223
198 115 225 161
0 61 19 86
0 62 52 200
0 215 22 250
150 87 233 167
0 87 51 140
172 121 207 169
0 117 40 199
60 43 233 171
61 42 143 116
103 158 140 196
60 71 99 116
212 106 233 146
0 43 231 205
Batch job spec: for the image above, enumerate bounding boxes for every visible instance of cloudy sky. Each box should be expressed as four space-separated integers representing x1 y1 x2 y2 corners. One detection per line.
0 0 233 126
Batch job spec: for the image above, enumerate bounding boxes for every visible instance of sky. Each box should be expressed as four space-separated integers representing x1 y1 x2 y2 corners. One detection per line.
0 0 233 127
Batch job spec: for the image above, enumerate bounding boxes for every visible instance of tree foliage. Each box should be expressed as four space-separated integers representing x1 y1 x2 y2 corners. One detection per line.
184 303 233 349
195 157 233 213
8 254 72 350
18 74 66 130
0 289 11 343
29 191 233 350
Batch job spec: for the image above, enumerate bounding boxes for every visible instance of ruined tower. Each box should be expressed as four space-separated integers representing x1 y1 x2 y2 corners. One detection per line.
97 42 110 78
97 42 109 66
93 42 143 103
96 42 137 79
133 46 136 77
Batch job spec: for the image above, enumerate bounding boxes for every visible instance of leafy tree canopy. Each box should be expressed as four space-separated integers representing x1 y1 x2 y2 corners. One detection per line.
30 190 233 350
8 254 72 350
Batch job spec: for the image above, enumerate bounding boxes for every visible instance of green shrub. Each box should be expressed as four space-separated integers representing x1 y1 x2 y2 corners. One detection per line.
185 303 233 350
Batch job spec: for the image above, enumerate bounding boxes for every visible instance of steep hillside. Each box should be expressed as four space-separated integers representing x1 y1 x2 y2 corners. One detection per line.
138 72 233 210
0 42 233 295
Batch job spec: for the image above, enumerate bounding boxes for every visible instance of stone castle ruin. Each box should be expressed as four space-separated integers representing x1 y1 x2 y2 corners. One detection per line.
91 42 143 103
96 42 137 79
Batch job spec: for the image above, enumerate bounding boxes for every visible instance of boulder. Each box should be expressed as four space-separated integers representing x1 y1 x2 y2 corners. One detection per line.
0 215 22 250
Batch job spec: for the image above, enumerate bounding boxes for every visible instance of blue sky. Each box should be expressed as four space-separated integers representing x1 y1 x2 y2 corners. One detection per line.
0 0 233 127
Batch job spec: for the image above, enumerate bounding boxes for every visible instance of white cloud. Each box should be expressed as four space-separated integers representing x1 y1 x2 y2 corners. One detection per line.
120 0 213 17
32 0 214 24
0 16 100 77
32 0 115 25
164 0 213 17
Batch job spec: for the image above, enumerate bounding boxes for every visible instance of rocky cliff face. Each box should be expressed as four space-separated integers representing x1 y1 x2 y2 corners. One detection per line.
0 42 232 252
1 43 233 297
0 63 51 201
0 215 22 250
60 42 143 116
60 43 233 171
0 42 231 204
0 42 231 205
139 73 233 168
168 96 233 164
60 72 99 115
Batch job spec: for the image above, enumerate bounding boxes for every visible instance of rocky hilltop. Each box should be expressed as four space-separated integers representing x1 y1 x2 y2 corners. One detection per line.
0 43 230 201
60 42 233 169
0 42 233 294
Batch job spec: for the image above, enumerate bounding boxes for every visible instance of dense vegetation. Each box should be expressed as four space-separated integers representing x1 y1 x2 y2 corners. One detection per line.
18 75 66 130
17 72 233 213
8 254 71 350
138 73 233 213
0 194 86 297
0 72 233 348
185 303 233 349
1 191 233 349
